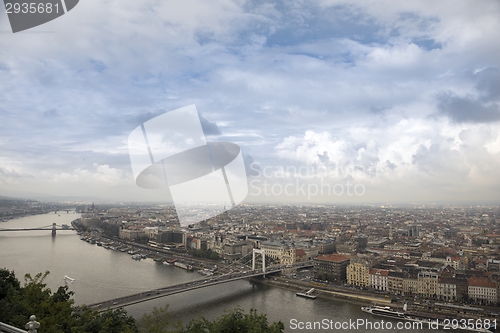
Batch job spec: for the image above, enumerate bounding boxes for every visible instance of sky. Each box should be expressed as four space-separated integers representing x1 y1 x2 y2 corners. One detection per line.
1 0 500 204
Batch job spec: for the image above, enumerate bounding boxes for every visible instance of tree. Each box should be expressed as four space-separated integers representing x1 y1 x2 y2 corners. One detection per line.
137 303 172 333
0 268 139 333
176 308 284 333
1 269 285 333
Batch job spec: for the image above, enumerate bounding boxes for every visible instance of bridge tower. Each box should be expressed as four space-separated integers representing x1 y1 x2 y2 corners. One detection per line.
52 223 56 237
252 249 266 274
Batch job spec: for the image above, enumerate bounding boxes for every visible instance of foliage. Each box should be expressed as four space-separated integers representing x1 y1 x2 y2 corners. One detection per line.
137 304 172 333
1 269 284 333
0 268 138 333
176 308 284 333
135 235 150 244
187 249 220 260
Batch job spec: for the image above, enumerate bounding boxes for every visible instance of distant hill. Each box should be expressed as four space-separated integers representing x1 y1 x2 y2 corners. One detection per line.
0 191 104 203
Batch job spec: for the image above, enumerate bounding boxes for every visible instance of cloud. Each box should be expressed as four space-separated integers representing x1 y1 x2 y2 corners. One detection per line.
437 93 500 123
1 0 500 202
243 153 260 176
0 167 34 185
271 119 500 201
436 67 500 123
199 115 222 136
476 67 500 101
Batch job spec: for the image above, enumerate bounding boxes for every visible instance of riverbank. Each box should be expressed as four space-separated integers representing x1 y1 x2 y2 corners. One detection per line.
252 276 499 332
252 276 392 307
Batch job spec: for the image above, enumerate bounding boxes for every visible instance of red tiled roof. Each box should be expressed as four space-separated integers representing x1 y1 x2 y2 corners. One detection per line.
468 277 496 288
296 249 306 257
369 268 389 276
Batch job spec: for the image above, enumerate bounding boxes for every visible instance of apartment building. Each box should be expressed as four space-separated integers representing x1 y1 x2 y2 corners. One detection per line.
468 278 497 304
418 271 439 298
438 277 457 301
313 254 350 283
387 271 404 295
347 258 374 287
369 268 388 291
403 274 418 296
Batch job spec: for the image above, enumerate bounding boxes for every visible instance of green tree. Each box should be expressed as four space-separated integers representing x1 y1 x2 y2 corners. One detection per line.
137 303 172 333
177 308 284 333
1 269 284 333
0 268 139 333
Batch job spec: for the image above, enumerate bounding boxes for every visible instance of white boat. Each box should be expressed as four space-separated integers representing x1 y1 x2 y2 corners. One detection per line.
174 262 193 271
361 305 495 333
361 305 405 319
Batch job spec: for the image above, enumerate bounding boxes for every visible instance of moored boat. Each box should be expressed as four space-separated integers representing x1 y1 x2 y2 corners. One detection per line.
361 305 495 333
296 288 317 299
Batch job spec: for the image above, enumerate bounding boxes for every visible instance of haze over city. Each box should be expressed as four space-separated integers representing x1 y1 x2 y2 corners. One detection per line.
1 0 500 204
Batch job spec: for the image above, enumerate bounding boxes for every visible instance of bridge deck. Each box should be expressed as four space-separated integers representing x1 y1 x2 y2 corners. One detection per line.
83 269 284 311
0 228 74 231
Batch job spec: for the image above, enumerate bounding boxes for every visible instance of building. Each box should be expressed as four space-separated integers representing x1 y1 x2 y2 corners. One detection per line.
260 240 296 265
156 230 186 246
369 268 388 291
317 241 336 254
347 258 371 287
418 271 439 298
336 242 357 254
313 254 350 283
408 225 419 238
119 227 146 241
468 278 497 304
387 271 404 295
403 274 418 296
438 277 457 301
223 241 252 261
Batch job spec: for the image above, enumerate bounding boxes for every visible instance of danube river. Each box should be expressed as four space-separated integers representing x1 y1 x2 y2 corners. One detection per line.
0 213 447 332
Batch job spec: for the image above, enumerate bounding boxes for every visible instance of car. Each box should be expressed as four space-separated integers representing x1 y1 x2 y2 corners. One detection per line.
113 302 118 305
146 293 151 296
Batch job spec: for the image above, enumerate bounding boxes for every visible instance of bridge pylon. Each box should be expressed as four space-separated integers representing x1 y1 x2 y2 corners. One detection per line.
52 223 56 237
252 249 266 274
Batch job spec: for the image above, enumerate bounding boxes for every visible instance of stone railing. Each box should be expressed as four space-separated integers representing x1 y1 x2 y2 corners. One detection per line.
0 315 40 333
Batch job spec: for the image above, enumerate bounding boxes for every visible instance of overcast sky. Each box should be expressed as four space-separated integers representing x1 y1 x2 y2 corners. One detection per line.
1 0 500 204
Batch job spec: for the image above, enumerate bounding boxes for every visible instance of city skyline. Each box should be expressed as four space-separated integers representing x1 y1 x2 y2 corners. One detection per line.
1 1 500 204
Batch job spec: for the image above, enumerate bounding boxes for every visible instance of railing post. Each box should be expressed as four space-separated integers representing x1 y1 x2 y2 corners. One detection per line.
25 315 40 333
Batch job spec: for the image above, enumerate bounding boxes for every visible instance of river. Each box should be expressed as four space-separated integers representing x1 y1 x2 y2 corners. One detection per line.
0 212 448 332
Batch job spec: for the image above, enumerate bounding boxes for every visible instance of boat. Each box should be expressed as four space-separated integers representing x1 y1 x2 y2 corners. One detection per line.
198 269 214 276
361 305 406 319
163 258 177 265
296 288 317 299
174 262 193 271
362 305 495 333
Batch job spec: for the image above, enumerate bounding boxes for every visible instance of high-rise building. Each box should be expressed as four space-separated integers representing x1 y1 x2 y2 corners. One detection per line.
408 225 419 238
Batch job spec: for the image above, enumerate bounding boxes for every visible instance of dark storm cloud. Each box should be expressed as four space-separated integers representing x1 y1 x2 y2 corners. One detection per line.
476 67 500 101
437 67 500 123
437 94 500 123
